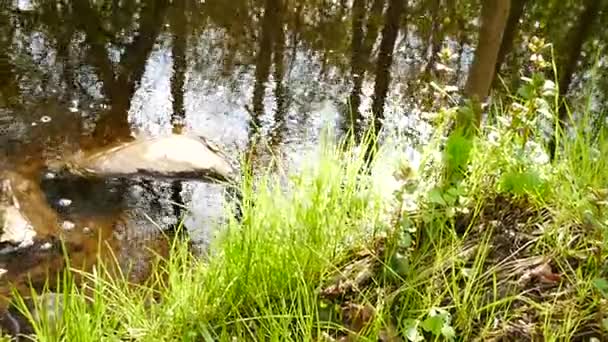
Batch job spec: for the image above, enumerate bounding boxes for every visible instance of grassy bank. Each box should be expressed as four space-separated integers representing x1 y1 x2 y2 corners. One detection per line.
6 101 608 341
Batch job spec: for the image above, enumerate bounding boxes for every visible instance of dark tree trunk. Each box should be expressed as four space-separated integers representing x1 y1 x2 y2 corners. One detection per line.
548 0 601 160
556 0 600 123
494 0 527 83
370 0 406 135
116 0 169 96
462 0 511 129
286 2 303 79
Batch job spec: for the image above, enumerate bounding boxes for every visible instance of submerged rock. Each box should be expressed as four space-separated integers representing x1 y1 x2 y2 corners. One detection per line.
54 134 236 183
0 177 36 254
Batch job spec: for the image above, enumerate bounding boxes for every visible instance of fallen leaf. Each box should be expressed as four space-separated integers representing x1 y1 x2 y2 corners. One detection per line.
341 302 375 333
520 262 561 285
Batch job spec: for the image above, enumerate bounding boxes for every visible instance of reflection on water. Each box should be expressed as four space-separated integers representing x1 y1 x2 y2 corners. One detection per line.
0 0 605 314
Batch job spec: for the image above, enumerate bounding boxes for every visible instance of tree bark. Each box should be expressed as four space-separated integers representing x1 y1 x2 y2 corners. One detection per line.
463 0 511 129
556 0 600 123
547 0 600 160
494 0 527 80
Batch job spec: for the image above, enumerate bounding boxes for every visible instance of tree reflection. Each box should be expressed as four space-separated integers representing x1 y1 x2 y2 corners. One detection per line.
1 0 607 158
170 0 188 135
269 0 287 147
169 0 188 223
251 0 279 136
370 0 406 135
348 0 385 140
0 8 19 108
94 0 169 142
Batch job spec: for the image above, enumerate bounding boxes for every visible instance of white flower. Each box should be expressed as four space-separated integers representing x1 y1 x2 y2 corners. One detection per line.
524 140 549 164
487 131 501 146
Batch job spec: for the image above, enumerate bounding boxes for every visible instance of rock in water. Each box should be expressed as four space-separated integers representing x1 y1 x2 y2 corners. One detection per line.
0 178 36 253
60 134 236 183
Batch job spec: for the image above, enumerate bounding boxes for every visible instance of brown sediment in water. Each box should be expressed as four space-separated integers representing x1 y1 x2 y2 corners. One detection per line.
0 167 171 315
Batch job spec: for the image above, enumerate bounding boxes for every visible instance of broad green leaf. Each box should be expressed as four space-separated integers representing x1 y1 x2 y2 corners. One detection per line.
428 188 447 206
517 83 534 100
391 253 410 276
421 315 444 335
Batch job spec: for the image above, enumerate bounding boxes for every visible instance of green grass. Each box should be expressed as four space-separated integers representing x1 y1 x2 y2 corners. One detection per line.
8 134 392 341
6 94 608 341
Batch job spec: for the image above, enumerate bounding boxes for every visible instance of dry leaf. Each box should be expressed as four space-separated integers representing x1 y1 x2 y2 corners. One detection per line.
342 302 375 333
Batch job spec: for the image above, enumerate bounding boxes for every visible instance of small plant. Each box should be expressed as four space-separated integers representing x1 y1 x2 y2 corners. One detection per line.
403 307 455 341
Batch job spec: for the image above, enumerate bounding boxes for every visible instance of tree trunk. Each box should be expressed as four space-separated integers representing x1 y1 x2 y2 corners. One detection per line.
556 0 600 123
494 0 528 75
494 0 527 80
463 0 511 129
347 0 386 139
547 0 600 160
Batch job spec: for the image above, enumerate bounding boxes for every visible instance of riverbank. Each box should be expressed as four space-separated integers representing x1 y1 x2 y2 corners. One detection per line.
5 105 608 341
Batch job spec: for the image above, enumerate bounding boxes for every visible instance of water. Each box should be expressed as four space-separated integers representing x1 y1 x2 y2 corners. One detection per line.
0 0 603 311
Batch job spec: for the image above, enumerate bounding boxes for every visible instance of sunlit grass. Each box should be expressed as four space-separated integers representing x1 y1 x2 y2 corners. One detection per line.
7 99 608 341
10 132 391 341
